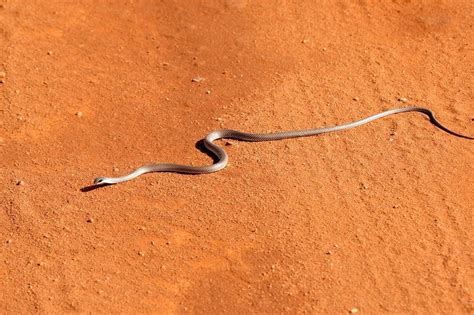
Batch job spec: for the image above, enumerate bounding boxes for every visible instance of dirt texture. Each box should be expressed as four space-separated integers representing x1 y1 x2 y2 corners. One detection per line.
1 0 473 314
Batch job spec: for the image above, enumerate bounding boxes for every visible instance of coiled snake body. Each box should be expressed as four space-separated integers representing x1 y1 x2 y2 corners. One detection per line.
93 106 472 185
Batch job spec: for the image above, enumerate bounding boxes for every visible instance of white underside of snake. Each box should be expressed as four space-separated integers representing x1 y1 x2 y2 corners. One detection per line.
93 106 473 185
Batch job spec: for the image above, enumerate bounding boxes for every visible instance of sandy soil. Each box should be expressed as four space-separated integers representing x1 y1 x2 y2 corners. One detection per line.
1 0 473 313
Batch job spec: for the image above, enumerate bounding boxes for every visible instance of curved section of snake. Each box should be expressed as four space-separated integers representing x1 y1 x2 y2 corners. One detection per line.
93 106 473 185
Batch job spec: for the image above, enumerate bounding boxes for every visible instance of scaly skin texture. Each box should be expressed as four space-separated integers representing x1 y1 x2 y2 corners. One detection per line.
94 106 472 185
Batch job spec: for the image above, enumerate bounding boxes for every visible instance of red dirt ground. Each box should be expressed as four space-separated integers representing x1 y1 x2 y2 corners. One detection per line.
1 1 473 313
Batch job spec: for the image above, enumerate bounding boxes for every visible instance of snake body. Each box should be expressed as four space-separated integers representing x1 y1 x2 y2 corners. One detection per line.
93 106 472 185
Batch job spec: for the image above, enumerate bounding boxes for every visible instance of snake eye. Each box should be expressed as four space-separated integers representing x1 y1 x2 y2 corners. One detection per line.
94 177 104 184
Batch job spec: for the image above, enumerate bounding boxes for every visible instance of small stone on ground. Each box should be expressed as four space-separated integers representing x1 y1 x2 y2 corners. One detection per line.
191 76 205 83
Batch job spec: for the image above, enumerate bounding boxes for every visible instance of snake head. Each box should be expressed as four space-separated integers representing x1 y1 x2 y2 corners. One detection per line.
93 177 106 185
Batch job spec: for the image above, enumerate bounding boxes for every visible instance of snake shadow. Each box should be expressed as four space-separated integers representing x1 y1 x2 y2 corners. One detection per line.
195 139 220 163
80 182 111 192
80 139 217 192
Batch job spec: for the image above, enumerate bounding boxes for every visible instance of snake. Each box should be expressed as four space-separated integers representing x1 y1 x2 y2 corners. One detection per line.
93 106 473 185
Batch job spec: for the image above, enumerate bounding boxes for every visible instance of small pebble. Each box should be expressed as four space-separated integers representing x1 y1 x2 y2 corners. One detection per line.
16 180 25 186
47 51 53 55
150 241 155 246
224 141 233 146
191 76 205 83
205 90 211 95
353 97 359 101
6 239 12 244
350 307 359 313
138 251 145 257
0 71 5 78
86 218 94 223
398 97 408 103
75 111 83 118
301 39 310 44
326 250 333 255
113 167 119 172
138 226 146 231
0 79 4 84
216 117 223 122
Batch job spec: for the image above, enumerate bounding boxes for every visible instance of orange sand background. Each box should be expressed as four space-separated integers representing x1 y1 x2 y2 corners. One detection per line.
1 1 473 313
